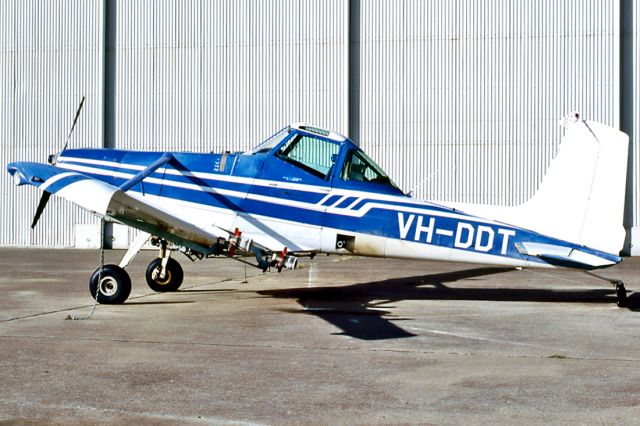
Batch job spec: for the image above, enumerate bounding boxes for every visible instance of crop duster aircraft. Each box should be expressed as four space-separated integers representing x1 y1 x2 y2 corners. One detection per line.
7 105 631 306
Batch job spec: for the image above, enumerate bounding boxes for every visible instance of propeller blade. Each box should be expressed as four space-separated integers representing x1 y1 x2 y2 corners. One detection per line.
31 191 52 229
53 95 86 163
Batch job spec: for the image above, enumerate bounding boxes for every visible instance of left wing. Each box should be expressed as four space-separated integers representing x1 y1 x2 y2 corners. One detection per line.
8 161 223 254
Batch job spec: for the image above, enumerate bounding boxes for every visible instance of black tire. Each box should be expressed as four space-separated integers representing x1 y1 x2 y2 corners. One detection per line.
145 258 184 292
89 264 132 304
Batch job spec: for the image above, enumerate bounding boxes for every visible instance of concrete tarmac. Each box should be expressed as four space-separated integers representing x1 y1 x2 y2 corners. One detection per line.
1 248 639 424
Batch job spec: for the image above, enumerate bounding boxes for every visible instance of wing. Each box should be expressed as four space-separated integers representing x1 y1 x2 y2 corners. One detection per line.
8 161 223 254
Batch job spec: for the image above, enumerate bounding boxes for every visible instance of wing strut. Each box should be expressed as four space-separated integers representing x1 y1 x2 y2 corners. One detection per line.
119 152 174 192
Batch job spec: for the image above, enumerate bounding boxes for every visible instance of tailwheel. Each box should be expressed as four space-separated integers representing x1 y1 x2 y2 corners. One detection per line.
616 282 628 308
145 257 184 292
89 264 132 304
584 272 628 308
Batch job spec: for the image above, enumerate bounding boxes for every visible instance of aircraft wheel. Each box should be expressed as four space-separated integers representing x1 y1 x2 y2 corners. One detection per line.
89 264 132 304
145 258 184 292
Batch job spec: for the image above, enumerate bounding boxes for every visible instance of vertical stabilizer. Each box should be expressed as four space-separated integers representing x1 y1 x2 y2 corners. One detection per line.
518 118 629 254
439 117 629 255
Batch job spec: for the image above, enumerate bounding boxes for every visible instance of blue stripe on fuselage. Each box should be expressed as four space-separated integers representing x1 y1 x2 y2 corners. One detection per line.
321 194 342 206
335 196 359 209
58 157 330 204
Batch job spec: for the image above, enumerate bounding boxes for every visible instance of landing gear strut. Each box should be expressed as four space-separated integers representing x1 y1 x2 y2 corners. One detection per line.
584 271 628 307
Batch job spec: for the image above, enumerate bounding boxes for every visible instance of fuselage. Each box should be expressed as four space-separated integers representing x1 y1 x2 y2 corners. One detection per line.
53 125 620 270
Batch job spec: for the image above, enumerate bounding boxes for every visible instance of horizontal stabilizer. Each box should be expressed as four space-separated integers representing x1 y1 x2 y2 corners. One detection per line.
516 241 619 270
536 254 603 270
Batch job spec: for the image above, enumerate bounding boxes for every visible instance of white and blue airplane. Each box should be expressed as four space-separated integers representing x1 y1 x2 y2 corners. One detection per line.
7 111 630 306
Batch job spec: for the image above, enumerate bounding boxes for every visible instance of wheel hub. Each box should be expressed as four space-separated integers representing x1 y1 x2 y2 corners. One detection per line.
152 267 172 285
99 276 118 296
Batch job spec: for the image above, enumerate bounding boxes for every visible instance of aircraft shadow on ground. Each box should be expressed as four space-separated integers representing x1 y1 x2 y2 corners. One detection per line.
258 267 637 341
125 300 195 306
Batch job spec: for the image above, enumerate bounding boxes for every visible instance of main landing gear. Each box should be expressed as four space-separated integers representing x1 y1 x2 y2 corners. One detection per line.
87 229 298 305
89 235 186 305
584 271 628 307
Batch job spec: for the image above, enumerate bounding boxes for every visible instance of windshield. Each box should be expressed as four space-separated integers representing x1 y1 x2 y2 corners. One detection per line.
249 127 291 154
341 149 398 189
276 134 341 180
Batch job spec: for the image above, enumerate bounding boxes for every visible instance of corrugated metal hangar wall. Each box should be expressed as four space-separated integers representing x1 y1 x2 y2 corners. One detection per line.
1 0 639 254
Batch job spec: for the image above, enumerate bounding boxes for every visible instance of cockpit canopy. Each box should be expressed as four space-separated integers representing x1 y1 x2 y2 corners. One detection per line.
249 124 401 193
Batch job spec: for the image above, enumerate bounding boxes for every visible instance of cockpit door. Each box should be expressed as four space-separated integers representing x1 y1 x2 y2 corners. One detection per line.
244 132 342 251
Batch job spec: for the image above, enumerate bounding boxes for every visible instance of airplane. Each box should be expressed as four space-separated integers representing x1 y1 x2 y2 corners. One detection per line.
7 105 631 307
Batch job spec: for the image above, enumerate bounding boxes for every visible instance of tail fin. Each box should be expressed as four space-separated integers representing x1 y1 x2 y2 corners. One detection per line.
517 117 628 254
442 116 629 255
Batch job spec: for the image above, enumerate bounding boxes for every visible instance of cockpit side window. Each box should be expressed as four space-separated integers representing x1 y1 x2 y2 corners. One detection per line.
276 135 341 179
341 149 398 188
